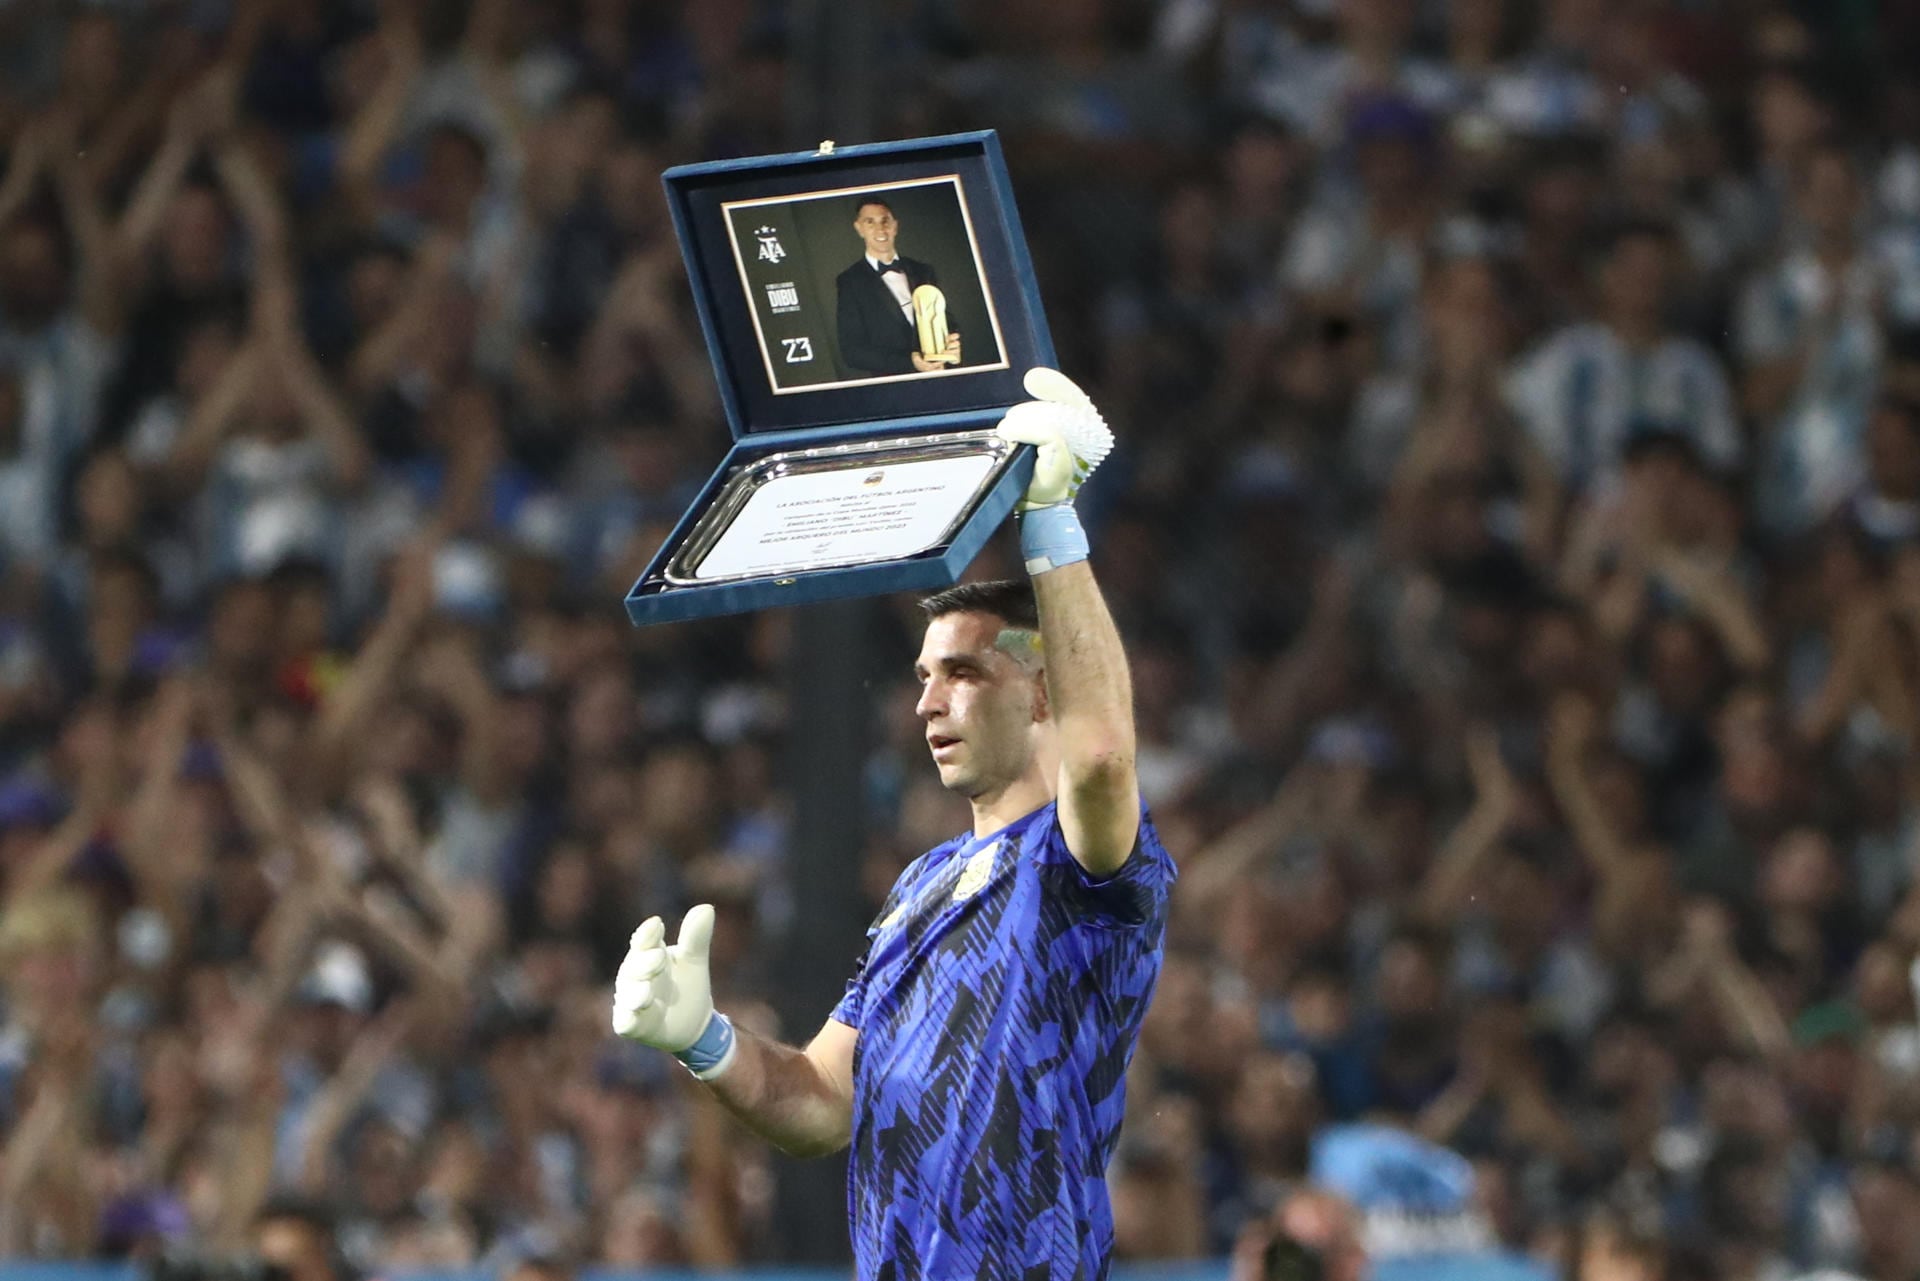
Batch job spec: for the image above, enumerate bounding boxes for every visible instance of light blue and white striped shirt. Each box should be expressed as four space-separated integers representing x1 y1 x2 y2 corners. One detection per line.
1503 322 1741 490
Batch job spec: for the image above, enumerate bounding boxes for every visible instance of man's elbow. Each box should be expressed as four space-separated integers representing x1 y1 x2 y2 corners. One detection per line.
1066 744 1136 795
777 1130 852 1159
1063 750 1141 872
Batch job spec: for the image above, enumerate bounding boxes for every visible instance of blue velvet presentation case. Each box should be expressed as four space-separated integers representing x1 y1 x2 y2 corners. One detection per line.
625 131 1054 626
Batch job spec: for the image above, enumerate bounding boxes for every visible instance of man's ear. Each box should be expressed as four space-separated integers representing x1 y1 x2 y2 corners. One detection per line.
1031 668 1051 724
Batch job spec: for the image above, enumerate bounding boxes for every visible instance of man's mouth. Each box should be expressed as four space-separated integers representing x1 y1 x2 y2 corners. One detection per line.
928 734 960 757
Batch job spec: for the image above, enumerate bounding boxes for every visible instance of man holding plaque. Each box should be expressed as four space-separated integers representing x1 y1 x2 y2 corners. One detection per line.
836 196 965 376
612 370 1174 1281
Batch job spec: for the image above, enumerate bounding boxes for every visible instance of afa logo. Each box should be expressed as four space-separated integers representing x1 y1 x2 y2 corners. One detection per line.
755 226 787 263
952 840 1000 902
862 471 885 486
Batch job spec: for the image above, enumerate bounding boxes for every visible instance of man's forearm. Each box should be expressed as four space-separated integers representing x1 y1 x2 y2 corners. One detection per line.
704 1023 852 1159
1034 561 1134 754
1033 560 1140 870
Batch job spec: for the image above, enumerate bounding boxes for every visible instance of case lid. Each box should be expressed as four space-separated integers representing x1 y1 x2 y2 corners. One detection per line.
661 130 1055 442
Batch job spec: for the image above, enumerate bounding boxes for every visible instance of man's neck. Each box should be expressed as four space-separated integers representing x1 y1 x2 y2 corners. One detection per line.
967 769 1054 840
868 251 899 266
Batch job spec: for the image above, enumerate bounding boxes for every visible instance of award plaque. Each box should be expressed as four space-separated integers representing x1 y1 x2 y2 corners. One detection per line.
666 432 1016 584
626 131 1055 626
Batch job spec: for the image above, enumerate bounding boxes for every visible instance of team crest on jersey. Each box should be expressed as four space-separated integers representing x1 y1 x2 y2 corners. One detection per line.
952 841 1000 902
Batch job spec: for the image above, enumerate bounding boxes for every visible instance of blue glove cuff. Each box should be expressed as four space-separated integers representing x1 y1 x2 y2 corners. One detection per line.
1018 503 1089 575
673 1011 737 1080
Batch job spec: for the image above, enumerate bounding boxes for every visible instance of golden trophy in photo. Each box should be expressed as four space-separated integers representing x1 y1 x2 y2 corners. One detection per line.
913 284 959 364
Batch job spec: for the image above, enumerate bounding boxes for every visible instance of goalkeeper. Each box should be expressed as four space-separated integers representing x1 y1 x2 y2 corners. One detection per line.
612 369 1175 1280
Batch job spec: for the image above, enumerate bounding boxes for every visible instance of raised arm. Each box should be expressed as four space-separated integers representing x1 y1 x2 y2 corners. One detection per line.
306 543 437 801
295 999 418 1194
1648 901 1792 1060
211 132 289 263
338 16 422 226
347 233 457 399
45 113 122 338
1033 562 1140 875
1415 725 1520 923
997 370 1137 876
1177 762 1314 913
1544 693 1637 885
117 680 201 926
255 261 373 492
112 70 232 278
353 773 501 979
4 747 115 906
1647 548 1771 675
160 342 260 497
0 115 54 230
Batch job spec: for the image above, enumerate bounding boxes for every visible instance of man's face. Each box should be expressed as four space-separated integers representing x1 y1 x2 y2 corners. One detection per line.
854 203 899 259
1800 151 1860 240
1602 235 1671 322
162 188 230 292
913 611 1045 798
424 129 488 226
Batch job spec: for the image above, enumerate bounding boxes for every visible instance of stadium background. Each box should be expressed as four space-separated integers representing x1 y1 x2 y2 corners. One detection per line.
5 1 1920 1280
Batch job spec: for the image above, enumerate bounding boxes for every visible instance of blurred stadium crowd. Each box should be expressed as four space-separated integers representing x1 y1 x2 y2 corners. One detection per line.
8 1 1920 1279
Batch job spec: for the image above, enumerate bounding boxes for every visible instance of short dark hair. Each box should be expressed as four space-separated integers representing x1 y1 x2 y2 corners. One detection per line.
919 579 1038 632
853 196 896 220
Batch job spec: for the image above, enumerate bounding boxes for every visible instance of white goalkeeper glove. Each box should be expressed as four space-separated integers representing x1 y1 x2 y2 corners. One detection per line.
610 904 737 1079
993 367 1114 572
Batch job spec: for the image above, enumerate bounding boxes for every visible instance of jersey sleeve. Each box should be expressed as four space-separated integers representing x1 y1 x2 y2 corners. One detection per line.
830 880 905 1028
1032 802 1176 929
830 948 870 1028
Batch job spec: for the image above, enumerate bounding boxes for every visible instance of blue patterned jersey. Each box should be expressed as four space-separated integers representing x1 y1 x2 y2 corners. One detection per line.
830 799 1175 1281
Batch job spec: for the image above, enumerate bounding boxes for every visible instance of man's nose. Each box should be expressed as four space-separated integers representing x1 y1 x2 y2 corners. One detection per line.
916 681 944 719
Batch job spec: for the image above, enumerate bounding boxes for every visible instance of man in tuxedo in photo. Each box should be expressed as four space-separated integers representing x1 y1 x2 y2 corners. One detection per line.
835 197 964 376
